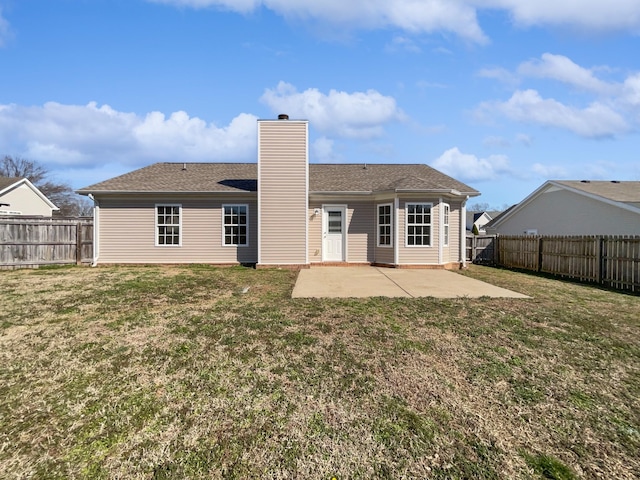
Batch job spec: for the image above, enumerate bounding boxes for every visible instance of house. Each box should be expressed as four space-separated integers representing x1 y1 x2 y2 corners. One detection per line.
486 180 640 236
77 116 479 268
466 211 501 235
0 177 59 217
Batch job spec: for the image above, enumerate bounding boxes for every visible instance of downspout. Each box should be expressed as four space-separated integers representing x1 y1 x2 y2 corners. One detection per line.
89 194 99 267
394 197 400 266
460 195 468 268
438 197 443 265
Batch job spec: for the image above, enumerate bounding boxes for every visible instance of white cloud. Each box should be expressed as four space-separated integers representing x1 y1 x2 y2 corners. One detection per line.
515 133 532 146
431 147 511 182
385 36 421 53
484 0 640 32
260 81 404 139
0 102 258 168
623 73 640 107
0 8 12 48
148 0 488 43
312 137 341 163
477 67 520 87
147 1 640 42
483 136 510 148
531 163 568 178
479 89 629 138
518 53 616 95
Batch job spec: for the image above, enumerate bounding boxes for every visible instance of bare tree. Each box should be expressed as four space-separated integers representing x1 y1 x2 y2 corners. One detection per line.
1 155 92 217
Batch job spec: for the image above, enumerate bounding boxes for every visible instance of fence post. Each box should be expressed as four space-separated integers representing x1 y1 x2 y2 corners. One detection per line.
537 236 543 272
598 236 605 286
76 221 83 265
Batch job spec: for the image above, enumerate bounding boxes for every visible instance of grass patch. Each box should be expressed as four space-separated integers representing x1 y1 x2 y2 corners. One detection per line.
0 264 638 478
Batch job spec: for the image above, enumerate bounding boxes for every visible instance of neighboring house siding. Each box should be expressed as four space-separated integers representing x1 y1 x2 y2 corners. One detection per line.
0 183 54 216
397 198 440 265
493 189 640 235
258 120 308 265
97 196 257 264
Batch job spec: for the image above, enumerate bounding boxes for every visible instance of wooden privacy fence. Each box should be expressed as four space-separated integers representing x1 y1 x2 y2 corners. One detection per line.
497 235 640 293
0 217 93 269
465 234 496 264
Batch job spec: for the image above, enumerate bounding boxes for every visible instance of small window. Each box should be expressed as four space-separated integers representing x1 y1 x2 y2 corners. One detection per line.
443 204 450 246
406 203 432 247
223 204 248 246
156 204 181 246
377 203 393 247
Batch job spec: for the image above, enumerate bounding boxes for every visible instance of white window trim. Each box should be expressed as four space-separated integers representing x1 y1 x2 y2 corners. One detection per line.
155 204 182 247
405 202 432 247
222 204 249 247
377 203 393 248
443 203 450 247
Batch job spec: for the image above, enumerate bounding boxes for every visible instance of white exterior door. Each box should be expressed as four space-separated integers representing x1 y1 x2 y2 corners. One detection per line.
323 206 346 262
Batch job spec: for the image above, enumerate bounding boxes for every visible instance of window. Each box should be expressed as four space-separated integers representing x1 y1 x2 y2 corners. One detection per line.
223 204 248 246
406 203 432 246
377 203 393 247
156 204 181 246
443 203 450 246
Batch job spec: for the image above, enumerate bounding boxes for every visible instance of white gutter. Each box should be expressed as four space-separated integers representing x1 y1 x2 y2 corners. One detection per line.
89 194 99 267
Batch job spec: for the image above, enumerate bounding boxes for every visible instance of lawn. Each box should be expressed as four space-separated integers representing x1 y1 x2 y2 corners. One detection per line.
0 264 638 479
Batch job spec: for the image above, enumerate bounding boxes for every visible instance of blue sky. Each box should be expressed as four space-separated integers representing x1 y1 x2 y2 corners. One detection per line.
1 0 639 208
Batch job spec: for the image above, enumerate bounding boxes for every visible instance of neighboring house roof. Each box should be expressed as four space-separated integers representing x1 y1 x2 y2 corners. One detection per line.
76 162 480 197
554 180 640 205
0 176 59 210
488 180 640 230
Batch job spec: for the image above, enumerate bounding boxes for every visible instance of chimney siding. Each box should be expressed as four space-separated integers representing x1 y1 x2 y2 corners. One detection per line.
258 119 309 266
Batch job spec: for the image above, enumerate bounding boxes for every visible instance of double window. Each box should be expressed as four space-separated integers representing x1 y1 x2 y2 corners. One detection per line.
377 204 393 247
223 204 248 246
156 204 181 246
406 203 432 246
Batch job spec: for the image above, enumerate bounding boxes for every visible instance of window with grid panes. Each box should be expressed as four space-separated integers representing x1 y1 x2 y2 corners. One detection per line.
406 203 432 246
377 203 392 246
156 205 181 246
223 204 248 246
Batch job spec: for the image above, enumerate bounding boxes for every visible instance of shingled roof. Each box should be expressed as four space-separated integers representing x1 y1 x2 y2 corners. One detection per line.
77 162 479 196
555 180 640 204
0 177 24 191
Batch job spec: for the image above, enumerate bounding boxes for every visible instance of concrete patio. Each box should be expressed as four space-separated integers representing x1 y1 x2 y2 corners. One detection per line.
292 266 529 299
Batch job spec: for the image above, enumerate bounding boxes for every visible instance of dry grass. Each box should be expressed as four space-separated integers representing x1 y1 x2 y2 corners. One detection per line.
0 264 638 479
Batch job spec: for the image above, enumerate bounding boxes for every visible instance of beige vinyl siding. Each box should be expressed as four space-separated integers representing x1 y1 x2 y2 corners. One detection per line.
308 200 374 263
258 120 308 265
346 201 375 263
96 195 257 264
440 201 461 263
397 198 440 265
308 203 322 263
447 202 461 262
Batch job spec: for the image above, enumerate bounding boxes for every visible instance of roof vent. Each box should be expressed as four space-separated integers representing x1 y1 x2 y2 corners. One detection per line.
580 180 590 183
182 163 187 171
278 114 289 120
611 180 620 183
